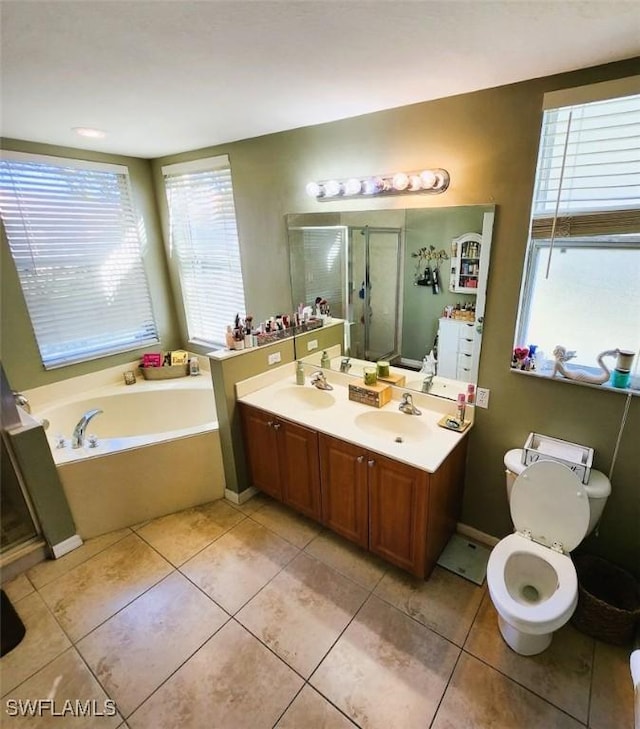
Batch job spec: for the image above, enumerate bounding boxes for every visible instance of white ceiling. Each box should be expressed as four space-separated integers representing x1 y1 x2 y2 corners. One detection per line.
1 1 639 159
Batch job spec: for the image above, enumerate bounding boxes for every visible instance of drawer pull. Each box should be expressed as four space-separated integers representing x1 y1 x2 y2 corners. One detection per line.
367 459 376 467
357 455 365 463
273 422 282 430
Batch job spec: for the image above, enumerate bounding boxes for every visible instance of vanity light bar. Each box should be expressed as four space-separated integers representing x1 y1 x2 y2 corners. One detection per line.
305 168 450 200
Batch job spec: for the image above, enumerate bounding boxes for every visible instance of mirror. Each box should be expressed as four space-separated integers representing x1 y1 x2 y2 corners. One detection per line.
287 205 495 400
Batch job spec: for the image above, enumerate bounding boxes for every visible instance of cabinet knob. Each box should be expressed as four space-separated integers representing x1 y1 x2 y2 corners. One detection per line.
273 422 281 430
356 455 365 463
367 459 375 467
267 421 274 427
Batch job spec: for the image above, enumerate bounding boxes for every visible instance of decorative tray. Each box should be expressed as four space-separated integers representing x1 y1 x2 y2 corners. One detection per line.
437 415 471 433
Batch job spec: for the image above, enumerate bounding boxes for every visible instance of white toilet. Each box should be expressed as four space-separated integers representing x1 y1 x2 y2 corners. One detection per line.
486 448 611 656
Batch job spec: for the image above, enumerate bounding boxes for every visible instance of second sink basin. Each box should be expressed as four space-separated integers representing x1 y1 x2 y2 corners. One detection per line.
354 410 429 443
277 386 336 410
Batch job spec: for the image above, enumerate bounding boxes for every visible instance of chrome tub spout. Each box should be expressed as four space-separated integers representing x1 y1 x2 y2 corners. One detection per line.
72 408 103 448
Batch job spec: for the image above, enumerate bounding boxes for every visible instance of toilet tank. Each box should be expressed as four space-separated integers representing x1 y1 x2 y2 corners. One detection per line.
504 448 611 536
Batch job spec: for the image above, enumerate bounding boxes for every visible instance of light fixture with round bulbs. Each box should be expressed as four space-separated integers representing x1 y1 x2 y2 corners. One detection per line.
305 168 449 200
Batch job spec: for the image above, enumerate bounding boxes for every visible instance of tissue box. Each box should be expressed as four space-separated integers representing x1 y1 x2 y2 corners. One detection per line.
522 432 594 484
348 380 392 408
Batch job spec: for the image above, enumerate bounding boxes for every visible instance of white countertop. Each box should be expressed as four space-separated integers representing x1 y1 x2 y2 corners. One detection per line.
236 363 473 474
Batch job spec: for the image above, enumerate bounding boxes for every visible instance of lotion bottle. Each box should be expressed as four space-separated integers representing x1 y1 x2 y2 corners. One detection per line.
296 360 305 385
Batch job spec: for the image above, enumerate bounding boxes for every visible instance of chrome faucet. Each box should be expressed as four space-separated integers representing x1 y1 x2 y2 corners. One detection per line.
72 408 103 448
339 357 352 374
13 391 30 413
311 371 334 391
399 392 422 415
421 374 434 393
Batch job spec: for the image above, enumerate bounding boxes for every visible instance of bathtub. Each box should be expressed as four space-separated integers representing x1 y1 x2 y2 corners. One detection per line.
25 364 225 539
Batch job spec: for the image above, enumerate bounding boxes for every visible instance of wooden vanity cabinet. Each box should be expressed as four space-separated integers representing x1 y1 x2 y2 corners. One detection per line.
240 402 467 580
239 403 321 521
318 434 368 548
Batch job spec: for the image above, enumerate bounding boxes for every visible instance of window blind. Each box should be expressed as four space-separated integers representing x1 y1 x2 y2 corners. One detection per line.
0 152 159 369
532 93 640 222
162 155 245 347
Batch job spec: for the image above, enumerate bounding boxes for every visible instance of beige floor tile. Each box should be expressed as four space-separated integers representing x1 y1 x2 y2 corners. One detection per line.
589 640 635 729
250 500 322 548
27 529 131 590
305 531 387 591
311 595 459 729
225 491 272 515
39 533 172 642
431 652 584 729
464 593 593 723
374 564 484 645
2 573 34 603
2 647 121 728
275 685 357 728
127 620 303 729
237 552 367 677
181 519 298 614
0 591 71 696
77 572 228 718
134 500 245 565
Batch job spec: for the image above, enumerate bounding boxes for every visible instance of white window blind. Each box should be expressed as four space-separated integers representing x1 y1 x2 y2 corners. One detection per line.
162 155 245 347
0 152 159 369
532 93 640 220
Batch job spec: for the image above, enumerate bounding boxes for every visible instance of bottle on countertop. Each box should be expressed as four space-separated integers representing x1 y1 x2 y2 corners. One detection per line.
320 350 330 369
457 393 466 423
189 357 200 376
296 360 305 385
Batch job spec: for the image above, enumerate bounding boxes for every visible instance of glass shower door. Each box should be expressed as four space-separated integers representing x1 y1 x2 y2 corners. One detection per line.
1 435 39 554
349 226 402 361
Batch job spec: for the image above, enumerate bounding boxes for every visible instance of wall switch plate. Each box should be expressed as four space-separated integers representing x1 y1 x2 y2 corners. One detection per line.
267 351 281 365
476 387 490 408
307 339 318 351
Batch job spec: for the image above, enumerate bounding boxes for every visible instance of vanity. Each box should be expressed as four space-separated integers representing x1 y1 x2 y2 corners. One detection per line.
236 367 470 579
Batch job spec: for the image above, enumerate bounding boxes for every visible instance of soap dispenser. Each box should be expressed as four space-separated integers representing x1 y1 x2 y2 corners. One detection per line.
296 360 305 385
320 350 330 369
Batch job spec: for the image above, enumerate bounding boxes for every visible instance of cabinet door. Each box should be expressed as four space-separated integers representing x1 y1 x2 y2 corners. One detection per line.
319 434 368 548
368 453 429 577
239 403 282 500
279 420 322 522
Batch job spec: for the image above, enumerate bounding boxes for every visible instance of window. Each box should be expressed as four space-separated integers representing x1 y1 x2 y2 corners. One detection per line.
515 85 640 379
162 155 245 347
0 152 159 369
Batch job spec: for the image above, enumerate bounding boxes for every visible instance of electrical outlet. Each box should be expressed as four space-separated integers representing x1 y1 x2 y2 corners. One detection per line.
307 339 318 351
476 387 490 409
267 351 281 366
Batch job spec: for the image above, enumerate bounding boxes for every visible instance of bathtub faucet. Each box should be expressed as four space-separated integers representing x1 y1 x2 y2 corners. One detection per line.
72 408 103 449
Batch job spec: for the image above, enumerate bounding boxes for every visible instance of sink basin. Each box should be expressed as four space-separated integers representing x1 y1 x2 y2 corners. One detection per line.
354 410 429 443
277 386 336 410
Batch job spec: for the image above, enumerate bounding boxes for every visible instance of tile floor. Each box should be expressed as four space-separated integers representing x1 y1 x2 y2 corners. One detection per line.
0 494 635 728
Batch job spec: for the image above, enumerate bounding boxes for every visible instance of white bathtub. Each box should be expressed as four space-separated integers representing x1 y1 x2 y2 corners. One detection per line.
25 364 226 538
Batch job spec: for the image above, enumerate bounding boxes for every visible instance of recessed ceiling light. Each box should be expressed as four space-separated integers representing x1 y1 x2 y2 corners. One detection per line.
72 127 107 139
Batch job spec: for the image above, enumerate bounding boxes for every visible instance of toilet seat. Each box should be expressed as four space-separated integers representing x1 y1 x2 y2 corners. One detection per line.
510 460 590 552
487 533 578 634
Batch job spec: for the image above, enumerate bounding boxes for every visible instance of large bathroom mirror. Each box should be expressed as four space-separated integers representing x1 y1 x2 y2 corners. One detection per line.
287 205 495 400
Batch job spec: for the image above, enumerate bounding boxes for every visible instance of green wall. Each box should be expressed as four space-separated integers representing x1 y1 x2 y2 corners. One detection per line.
2 58 638 575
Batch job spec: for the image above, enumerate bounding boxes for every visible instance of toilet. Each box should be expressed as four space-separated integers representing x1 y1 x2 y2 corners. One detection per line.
486 448 611 656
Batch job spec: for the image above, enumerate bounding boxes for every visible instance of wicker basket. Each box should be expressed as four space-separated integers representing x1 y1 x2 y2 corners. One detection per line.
139 364 189 380
571 554 640 645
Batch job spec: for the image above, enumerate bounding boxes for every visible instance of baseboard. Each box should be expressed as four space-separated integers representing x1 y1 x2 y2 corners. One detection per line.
224 486 258 505
51 534 83 559
456 522 499 548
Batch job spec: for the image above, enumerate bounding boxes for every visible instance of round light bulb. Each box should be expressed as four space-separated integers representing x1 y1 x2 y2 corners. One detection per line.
408 175 422 191
324 180 343 197
392 172 409 191
305 181 322 197
344 178 362 196
420 170 437 189
362 178 379 195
